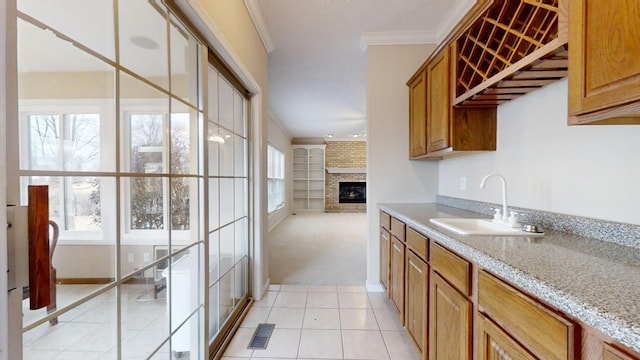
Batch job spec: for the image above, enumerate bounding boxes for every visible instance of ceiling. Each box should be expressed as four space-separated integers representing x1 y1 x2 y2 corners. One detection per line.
247 0 474 140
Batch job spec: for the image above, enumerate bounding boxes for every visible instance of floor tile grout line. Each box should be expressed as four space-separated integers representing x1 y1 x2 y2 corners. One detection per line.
337 297 345 360
255 285 412 360
295 307 305 359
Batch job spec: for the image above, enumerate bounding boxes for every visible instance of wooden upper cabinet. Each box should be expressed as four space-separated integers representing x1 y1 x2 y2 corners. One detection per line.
568 0 640 124
407 44 497 160
427 46 452 153
409 70 428 158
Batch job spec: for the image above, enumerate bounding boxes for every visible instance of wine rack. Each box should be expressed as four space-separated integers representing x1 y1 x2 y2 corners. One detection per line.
455 0 568 107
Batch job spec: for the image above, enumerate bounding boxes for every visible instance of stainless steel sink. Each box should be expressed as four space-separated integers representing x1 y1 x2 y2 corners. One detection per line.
429 218 543 236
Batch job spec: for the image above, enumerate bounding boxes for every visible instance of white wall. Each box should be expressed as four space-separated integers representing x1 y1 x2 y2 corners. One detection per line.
439 79 640 225
0 0 8 355
366 44 440 290
195 0 271 297
267 115 292 232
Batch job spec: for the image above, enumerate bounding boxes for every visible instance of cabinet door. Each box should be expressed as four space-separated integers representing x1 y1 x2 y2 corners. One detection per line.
427 46 451 153
390 236 405 322
429 272 472 360
568 0 640 120
477 313 537 360
380 228 391 291
406 250 428 353
409 70 428 158
604 343 640 360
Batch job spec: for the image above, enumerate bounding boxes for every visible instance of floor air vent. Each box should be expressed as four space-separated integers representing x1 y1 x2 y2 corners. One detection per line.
248 323 275 349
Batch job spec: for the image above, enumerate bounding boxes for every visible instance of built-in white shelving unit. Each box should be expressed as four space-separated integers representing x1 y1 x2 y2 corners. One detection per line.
292 145 326 211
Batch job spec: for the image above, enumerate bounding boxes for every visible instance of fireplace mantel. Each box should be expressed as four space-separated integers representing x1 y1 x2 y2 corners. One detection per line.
326 168 366 174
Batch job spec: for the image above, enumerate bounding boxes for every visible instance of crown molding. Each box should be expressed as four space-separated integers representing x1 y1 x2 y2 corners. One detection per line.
181 0 260 94
244 0 275 53
435 0 476 42
360 31 438 51
359 0 476 51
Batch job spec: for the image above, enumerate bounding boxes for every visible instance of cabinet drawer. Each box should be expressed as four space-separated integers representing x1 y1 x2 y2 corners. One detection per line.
603 343 640 360
429 242 471 296
406 228 428 261
479 271 576 360
380 211 391 230
391 217 406 241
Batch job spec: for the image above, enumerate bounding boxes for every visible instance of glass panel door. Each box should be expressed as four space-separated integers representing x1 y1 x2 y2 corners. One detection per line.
12 1 216 359
206 66 249 345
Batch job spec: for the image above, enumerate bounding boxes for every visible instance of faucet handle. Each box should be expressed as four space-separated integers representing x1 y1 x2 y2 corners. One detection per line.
493 208 502 221
507 211 520 227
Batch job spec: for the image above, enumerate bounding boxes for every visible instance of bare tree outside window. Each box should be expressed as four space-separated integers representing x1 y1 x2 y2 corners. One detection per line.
27 114 102 231
129 113 192 230
170 113 191 230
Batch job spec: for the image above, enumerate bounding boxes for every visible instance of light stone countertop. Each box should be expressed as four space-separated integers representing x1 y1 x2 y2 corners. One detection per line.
379 203 640 353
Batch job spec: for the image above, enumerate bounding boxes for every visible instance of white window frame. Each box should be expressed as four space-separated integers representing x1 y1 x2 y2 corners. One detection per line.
120 99 194 245
267 144 285 214
18 99 115 244
18 99 196 245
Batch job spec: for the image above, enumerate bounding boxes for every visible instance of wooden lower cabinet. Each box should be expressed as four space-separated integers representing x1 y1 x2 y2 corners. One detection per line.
380 228 390 290
390 236 405 321
429 272 472 360
477 313 536 360
479 271 575 360
405 250 428 353
603 344 640 360
378 212 640 360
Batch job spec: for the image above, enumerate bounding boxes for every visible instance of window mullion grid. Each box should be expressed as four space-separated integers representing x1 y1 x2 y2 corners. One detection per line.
113 1 123 358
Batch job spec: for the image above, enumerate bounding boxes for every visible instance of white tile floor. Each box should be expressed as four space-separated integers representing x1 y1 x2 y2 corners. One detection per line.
22 284 175 360
222 284 420 360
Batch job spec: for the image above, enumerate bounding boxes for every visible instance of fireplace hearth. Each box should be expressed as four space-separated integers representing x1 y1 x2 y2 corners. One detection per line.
339 181 366 204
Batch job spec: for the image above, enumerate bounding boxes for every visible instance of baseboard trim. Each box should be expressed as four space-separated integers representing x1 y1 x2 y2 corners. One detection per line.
366 281 385 293
268 209 291 233
56 278 113 285
257 278 271 301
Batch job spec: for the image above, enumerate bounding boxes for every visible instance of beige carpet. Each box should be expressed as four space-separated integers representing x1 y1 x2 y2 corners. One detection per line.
267 212 367 285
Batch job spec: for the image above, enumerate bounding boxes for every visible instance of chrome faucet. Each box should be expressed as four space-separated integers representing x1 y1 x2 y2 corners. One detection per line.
480 173 518 226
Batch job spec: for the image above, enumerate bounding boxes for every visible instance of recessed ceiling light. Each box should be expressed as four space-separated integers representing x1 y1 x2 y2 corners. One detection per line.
131 36 159 50
326 134 334 138
351 134 359 138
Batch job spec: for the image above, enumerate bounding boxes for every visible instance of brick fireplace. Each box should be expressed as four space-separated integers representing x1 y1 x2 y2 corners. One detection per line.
325 141 366 213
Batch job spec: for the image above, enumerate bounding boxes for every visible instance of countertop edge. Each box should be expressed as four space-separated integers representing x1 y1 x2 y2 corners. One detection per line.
379 203 640 353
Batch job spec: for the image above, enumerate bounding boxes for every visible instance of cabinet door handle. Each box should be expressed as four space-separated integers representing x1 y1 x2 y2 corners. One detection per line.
392 244 401 253
382 234 389 240
409 260 423 274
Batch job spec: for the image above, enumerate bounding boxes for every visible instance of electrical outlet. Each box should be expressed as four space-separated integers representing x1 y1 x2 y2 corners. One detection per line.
460 176 467 191
128 253 134 263
143 252 150 262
